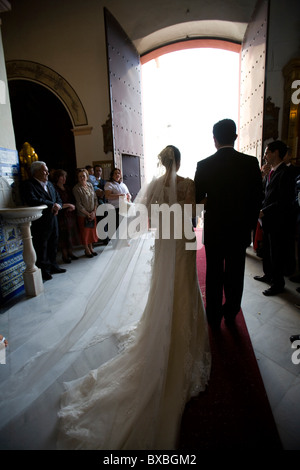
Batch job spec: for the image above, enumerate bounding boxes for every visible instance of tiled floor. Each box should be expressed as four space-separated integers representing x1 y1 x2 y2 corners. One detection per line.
242 247 300 450
0 243 300 449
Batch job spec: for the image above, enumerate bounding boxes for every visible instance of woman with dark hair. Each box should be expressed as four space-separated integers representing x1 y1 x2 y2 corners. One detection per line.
53 169 80 263
104 167 131 230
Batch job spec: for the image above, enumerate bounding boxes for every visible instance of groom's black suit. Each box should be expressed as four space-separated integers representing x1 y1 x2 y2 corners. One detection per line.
194 146 262 326
20 177 62 277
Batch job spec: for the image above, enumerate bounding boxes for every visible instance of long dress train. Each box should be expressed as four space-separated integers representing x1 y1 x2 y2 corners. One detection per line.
57 176 211 450
0 172 210 450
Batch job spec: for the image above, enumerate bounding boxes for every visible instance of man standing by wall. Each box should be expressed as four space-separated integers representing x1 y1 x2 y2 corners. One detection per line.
20 161 66 281
194 119 262 328
254 140 296 296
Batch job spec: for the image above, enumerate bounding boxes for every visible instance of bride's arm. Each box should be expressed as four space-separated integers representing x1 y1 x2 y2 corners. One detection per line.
184 179 196 217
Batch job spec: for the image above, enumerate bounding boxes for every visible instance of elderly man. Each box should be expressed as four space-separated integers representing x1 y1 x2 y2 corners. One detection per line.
20 161 66 281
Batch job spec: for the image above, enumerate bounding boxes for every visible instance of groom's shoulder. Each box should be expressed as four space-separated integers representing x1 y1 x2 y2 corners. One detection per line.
236 150 260 168
196 153 216 169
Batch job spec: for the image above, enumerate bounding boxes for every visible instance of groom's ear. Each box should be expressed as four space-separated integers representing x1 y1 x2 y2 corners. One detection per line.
213 136 219 149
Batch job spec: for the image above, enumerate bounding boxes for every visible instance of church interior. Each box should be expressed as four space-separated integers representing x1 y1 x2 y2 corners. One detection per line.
0 0 299 451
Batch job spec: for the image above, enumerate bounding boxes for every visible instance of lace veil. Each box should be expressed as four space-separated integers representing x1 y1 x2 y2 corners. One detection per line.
0 146 186 448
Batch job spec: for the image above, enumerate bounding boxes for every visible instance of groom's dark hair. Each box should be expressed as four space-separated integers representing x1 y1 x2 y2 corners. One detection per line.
213 119 237 146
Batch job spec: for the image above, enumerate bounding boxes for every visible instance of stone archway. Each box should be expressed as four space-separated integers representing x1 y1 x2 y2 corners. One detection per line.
5 60 91 185
5 60 88 127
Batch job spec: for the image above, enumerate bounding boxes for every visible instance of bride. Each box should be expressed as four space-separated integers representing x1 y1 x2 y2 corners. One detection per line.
0 145 210 450
57 145 211 449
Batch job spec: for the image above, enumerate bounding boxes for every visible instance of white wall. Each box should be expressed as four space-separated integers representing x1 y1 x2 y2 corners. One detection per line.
0 21 15 151
1 0 111 167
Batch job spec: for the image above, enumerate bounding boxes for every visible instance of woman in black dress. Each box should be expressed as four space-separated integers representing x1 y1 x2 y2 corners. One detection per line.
53 169 80 263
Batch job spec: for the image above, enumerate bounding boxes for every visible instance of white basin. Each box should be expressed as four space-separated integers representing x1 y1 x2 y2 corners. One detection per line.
0 205 47 224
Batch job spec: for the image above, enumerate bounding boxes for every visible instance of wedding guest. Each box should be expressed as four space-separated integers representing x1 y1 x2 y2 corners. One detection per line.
91 165 109 244
282 150 300 277
48 168 56 183
283 149 300 180
53 169 80 264
73 169 98 258
254 140 295 295
20 161 66 281
194 118 262 328
104 167 131 232
253 149 271 257
93 165 106 204
0 334 8 348
290 175 300 283
85 165 96 185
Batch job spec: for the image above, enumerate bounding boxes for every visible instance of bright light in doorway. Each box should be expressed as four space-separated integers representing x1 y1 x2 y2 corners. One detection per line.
141 48 240 180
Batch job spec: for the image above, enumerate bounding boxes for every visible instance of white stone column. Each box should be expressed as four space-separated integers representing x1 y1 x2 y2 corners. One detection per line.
20 221 44 297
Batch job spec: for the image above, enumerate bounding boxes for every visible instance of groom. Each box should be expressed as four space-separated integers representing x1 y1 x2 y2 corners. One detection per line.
194 119 262 328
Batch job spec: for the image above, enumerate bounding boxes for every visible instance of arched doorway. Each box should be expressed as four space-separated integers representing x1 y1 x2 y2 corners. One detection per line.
140 40 241 180
8 80 78 186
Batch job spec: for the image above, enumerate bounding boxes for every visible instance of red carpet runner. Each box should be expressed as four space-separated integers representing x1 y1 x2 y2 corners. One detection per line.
178 230 282 450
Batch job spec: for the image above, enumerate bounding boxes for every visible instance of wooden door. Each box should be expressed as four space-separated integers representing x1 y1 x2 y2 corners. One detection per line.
239 0 269 164
104 8 144 195
122 154 141 201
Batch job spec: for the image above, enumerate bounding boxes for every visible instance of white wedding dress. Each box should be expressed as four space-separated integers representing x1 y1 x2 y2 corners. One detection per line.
0 165 211 450
57 174 211 450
